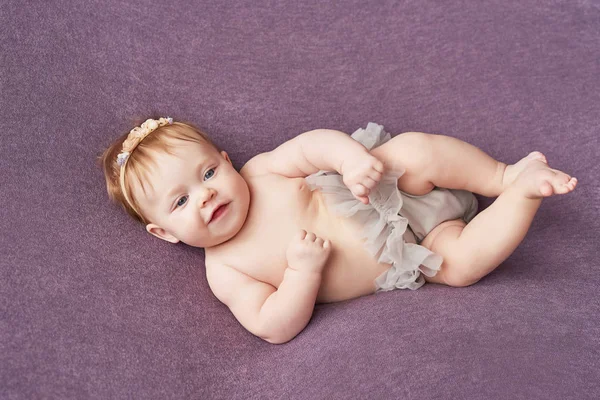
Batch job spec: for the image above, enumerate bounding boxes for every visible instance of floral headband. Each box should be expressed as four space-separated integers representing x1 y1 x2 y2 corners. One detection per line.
117 117 173 166
118 117 173 217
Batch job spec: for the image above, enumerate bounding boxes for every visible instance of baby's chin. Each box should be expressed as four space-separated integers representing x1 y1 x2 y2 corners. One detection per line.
192 205 250 248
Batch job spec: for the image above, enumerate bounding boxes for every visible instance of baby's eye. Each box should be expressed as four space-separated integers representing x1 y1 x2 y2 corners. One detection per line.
204 168 215 181
176 195 188 208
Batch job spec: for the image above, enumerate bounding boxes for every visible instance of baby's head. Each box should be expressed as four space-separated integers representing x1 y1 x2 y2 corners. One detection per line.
99 117 250 248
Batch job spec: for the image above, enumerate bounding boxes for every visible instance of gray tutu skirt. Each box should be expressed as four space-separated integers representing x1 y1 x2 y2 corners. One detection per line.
305 122 479 292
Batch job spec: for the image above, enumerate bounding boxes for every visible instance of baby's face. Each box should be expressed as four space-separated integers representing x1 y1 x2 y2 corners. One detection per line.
135 141 250 248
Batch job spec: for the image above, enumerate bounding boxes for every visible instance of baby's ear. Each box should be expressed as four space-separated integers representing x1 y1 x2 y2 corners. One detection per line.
146 224 180 244
220 151 231 164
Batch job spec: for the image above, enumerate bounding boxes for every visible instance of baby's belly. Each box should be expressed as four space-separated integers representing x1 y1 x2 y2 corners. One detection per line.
310 192 392 303
209 181 392 304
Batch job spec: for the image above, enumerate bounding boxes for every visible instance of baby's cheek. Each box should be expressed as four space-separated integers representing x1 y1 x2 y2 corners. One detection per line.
173 215 201 245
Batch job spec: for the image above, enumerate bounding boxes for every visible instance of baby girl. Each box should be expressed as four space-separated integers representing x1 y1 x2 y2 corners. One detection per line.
100 117 577 344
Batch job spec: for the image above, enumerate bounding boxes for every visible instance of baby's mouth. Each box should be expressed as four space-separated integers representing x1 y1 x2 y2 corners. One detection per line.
209 203 230 224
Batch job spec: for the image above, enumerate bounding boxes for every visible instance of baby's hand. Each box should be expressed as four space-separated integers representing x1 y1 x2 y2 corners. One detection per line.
341 152 385 205
286 230 331 274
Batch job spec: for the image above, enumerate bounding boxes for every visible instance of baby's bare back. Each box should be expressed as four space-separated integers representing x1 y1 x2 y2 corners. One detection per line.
205 172 392 303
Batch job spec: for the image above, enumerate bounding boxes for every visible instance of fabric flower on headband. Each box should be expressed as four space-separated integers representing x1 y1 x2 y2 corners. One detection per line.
117 152 130 167
117 117 173 167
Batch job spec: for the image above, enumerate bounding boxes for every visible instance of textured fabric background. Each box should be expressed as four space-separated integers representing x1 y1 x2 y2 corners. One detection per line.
1 0 599 399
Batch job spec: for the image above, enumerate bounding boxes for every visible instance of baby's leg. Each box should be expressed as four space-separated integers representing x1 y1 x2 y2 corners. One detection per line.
420 160 578 287
372 132 550 197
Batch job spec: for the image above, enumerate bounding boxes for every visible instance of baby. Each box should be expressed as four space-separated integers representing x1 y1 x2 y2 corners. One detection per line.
100 117 578 344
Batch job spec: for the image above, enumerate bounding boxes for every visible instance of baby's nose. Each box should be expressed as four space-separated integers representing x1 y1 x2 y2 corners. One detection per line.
197 187 216 208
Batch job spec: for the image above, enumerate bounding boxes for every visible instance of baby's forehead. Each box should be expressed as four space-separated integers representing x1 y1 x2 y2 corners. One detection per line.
162 138 215 157
152 141 216 166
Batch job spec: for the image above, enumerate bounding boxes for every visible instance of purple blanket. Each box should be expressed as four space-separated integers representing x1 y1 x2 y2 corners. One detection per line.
2 0 599 398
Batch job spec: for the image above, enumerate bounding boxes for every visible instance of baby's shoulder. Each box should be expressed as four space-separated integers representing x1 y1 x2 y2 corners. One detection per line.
240 152 272 179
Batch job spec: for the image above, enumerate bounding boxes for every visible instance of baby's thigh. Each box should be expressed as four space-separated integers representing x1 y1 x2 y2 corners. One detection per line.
370 133 435 196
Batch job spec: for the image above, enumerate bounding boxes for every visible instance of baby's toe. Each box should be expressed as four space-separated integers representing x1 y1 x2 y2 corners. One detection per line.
553 175 577 194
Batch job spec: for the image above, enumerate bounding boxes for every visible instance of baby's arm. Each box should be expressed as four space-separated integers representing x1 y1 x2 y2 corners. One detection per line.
255 129 370 177
207 230 330 344
245 129 384 204
208 264 321 344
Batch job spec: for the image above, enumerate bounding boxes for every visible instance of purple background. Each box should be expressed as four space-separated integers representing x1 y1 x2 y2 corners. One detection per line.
2 0 599 399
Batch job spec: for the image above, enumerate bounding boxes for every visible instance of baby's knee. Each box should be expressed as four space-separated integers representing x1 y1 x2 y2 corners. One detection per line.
442 244 490 287
442 266 481 287
427 229 481 287
424 256 480 287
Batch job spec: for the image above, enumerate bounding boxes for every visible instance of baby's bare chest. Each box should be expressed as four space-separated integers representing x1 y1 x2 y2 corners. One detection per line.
211 175 323 280
208 174 391 302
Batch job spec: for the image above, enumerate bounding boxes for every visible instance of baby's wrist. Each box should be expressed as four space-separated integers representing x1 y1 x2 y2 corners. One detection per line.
339 147 370 175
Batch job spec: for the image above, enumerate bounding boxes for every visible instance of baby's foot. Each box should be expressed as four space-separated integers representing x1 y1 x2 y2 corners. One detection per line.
502 151 548 191
510 160 578 199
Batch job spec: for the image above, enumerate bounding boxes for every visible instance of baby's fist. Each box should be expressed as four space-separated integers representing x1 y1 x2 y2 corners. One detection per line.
286 230 331 274
341 152 385 205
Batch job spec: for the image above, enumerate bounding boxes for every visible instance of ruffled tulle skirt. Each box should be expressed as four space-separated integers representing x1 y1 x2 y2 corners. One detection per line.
305 122 478 291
